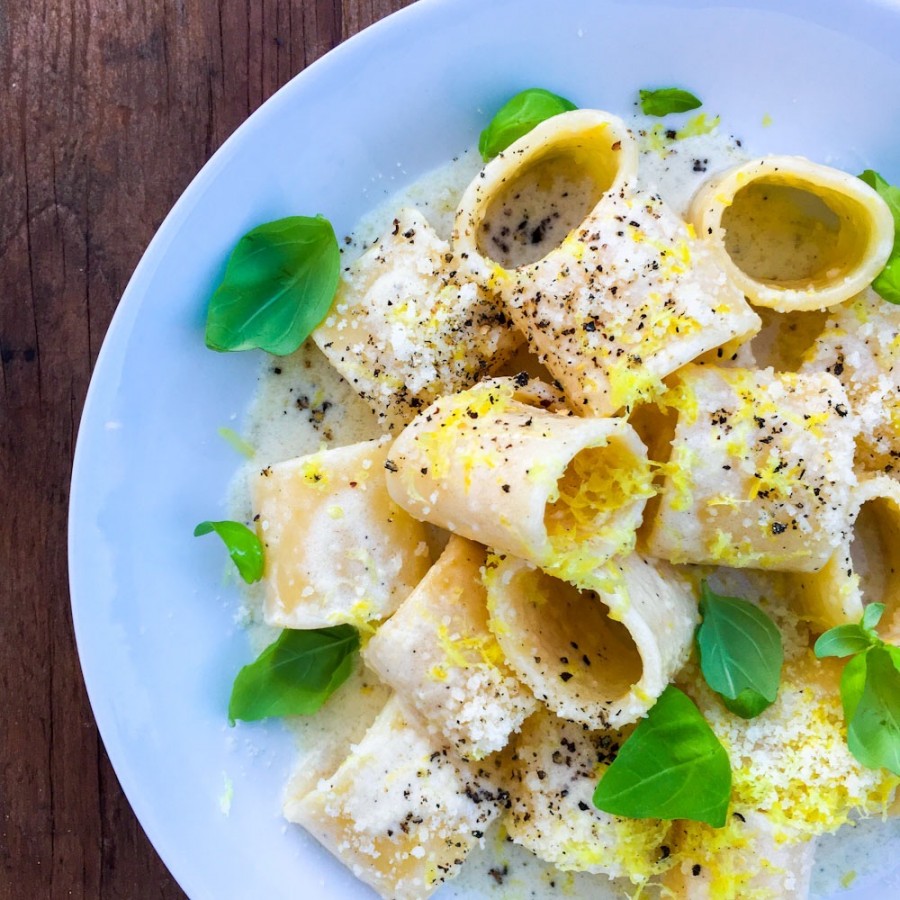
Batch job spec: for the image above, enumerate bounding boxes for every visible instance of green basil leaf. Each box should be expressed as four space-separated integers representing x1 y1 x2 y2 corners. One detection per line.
639 87 702 117
695 582 783 719
592 685 731 827
840 651 868 723
814 624 876 659
872 256 900 305
846 646 900 775
888 645 900 672
228 625 360 723
863 602 887 632
194 520 264 583
722 688 771 720
479 88 577 161
204 215 340 355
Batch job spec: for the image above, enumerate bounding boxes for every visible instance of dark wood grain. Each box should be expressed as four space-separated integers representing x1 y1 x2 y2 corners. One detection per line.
0 2 414 896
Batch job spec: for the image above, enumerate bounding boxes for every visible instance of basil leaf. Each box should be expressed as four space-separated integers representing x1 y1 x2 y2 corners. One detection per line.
204 215 340 355
592 685 731 827
863 602 887 632
722 688 771 720
695 582 783 719
840 651 868 723
479 88 577 161
639 87 702 117
872 257 900 305
814 624 876 659
228 625 359 723
816 603 885 659
888 645 900 671
194 520 264 583
846 646 900 775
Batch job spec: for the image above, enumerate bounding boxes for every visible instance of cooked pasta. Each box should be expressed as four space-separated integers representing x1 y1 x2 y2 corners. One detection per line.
363 536 536 759
641 365 858 571
690 156 894 312
313 207 521 429
792 474 900 636
453 110 761 415
483 552 697 728
253 439 432 628
285 696 506 900
384 376 654 585
233 99 900 900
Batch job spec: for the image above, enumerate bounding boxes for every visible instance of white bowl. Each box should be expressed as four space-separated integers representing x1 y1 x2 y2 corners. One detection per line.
69 0 900 897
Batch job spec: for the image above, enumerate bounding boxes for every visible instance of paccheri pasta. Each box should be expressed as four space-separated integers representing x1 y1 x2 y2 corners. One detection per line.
227 98 900 900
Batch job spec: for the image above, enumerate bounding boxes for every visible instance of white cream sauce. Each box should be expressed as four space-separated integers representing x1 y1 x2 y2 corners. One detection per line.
228 115 898 899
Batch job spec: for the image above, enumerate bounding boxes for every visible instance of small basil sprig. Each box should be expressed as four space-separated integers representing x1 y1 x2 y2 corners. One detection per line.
593 685 731 827
205 215 341 354
194 520 264 583
858 170 900 305
229 625 360 723
639 87 702 117
815 603 900 775
479 88 577 161
695 581 784 719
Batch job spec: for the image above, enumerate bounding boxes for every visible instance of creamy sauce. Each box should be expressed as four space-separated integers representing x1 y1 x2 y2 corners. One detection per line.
228 117 899 898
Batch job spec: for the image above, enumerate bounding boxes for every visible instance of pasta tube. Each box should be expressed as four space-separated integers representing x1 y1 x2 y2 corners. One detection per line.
792 475 900 637
363 536 536 759
453 109 760 415
313 207 520 428
801 289 900 477
690 157 894 312
483 553 697 729
643 365 858 572
663 813 815 899
253 439 431 629
286 696 505 900
384 377 654 585
503 708 671 882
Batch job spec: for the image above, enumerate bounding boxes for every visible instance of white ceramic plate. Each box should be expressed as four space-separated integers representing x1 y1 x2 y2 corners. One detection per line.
70 0 900 897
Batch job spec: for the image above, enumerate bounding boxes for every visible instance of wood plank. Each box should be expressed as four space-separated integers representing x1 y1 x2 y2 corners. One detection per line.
0 2 414 896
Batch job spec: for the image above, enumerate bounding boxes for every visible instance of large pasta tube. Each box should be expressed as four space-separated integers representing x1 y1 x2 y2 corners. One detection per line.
454 108 638 270
384 377 654 585
801 289 900 477
453 109 760 415
503 708 671 882
662 814 815 899
483 553 697 728
286 696 504 900
313 207 521 428
690 157 894 312
253 440 432 628
792 475 900 637
363 536 536 759
642 365 858 572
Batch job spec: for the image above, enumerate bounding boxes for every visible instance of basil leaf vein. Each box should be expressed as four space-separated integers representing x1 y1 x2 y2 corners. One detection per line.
228 625 360 723
205 215 341 355
194 519 264 583
593 685 731 827
695 582 783 719
639 87 702 117
479 88 577 161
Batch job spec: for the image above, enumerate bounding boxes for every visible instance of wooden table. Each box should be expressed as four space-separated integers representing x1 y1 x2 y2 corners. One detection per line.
0 2 413 895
